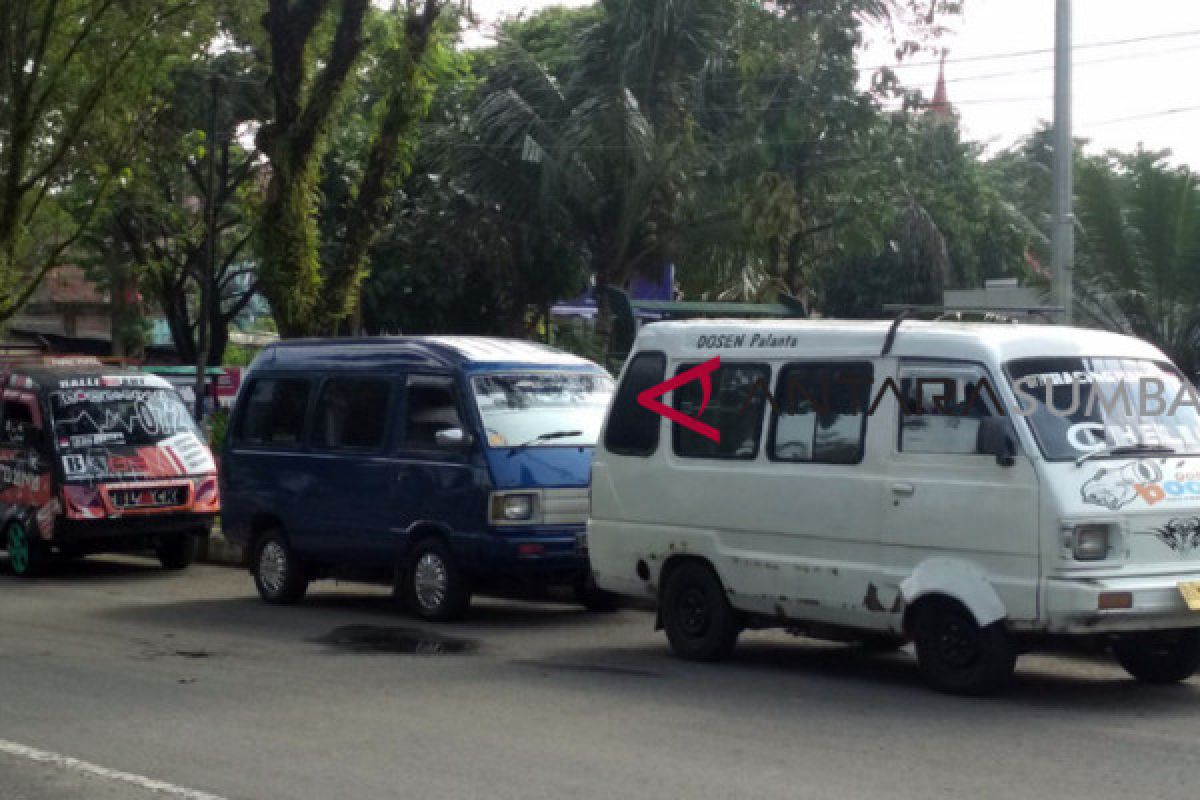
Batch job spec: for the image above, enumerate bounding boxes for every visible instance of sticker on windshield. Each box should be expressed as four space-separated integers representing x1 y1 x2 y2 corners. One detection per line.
161 432 215 475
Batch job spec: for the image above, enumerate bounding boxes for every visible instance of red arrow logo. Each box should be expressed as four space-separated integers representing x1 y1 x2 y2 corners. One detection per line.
636 356 721 443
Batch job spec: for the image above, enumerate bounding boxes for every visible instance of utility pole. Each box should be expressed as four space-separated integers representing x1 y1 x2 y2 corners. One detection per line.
1052 0 1074 323
195 72 219 421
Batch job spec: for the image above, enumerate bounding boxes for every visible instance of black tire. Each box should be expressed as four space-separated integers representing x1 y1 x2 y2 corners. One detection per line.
1113 630 1200 684
404 538 471 622
911 598 1016 695
858 633 906 653
252 530 308 604
574 571 620 612
661 561 741 662
156 535 198 570
5 520 48 577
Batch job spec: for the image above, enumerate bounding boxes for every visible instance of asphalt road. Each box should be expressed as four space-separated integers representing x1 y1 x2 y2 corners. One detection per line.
2 557 1200 800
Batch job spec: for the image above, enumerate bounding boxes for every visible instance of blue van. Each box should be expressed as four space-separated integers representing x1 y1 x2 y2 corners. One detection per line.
220 337 615 620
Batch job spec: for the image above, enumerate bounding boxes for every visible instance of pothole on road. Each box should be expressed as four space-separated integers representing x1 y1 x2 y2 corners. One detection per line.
313 625 477 655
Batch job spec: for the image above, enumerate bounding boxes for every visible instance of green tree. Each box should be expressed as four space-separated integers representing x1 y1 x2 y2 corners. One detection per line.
255 0 456 337
1073 149 1200 374
0 0 211 321
90 52 268 365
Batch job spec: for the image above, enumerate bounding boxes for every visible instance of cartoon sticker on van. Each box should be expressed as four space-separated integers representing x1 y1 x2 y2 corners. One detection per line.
1080 461 1162 510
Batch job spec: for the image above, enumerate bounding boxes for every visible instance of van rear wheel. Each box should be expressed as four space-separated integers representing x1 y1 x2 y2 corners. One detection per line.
661 561 741 662
911 598 1015 695
1113 630 1200 684
253 531 308 604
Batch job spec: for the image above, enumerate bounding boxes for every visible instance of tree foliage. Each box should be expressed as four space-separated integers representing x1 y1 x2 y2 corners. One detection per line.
255 0 457 337
0 0 212 321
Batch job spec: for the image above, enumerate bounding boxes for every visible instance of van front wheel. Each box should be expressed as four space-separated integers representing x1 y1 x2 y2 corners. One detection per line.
405 539 471 622
156 534 198 570
1113 630 1200 684
912 598 1015 695
661 561 740 662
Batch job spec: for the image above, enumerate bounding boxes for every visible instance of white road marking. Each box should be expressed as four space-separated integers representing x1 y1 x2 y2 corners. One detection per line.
0 738 229 800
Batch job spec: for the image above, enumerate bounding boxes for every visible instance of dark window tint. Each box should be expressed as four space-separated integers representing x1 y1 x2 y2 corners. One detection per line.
603 351 666 456
237 378 310 447
312 378 391 450
1 399 37 446
770 363 872 464
673 362 770 460
404 383 462 449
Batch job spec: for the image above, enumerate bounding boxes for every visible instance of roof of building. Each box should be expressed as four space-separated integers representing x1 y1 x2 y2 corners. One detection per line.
633 318 1165 365
255 336 603 372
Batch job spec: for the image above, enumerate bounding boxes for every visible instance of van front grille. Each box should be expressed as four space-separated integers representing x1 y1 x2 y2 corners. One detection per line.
541 488 589 526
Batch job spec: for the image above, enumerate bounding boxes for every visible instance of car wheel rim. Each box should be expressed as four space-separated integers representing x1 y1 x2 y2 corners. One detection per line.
935 615 979 669
678 586 710 638
7 525 28 574
414 553 448 611
259 541 288 595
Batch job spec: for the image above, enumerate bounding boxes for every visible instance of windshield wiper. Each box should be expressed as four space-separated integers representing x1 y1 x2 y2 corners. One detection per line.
1075 444 1176 468
509 429 584 453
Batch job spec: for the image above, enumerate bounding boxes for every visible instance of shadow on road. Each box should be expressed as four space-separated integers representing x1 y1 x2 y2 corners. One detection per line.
1 553 168 584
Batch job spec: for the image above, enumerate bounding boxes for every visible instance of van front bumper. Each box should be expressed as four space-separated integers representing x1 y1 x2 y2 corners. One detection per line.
457 526 589 584
1044 573 1200 634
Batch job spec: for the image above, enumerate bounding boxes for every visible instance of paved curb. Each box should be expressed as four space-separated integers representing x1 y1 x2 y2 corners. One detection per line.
199 530 244 568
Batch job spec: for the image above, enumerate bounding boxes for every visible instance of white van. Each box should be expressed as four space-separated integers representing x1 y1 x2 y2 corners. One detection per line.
588 319 1200 694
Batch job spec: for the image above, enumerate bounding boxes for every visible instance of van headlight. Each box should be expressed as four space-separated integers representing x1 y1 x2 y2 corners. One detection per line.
490 492 539 524
1071 524 1111 561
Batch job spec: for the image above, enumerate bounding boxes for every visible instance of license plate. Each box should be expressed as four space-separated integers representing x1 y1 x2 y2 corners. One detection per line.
1178 581 1200 611
110 486 186 510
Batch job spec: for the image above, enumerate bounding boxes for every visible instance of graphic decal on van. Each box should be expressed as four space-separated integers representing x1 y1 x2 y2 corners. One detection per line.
637 357 722 443
1081 461 1163 510
1148 518 1200 555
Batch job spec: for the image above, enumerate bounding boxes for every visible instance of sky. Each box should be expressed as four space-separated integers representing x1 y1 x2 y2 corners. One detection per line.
464 0 1200 167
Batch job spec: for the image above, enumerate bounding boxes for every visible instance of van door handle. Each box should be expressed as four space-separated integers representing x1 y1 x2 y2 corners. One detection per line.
891 482 915 497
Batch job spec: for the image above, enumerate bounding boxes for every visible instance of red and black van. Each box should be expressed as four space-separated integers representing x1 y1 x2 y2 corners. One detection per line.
0 359 220 576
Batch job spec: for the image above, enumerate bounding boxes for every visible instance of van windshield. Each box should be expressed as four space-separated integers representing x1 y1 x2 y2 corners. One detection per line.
471 372 614 447
1006 357 1200 461
49 387 200 449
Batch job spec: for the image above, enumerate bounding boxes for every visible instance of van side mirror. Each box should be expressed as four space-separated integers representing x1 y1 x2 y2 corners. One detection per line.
977 416 1017 467
434 427 473 450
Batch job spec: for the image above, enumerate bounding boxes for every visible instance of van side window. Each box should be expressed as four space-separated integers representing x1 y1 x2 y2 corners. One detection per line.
898 362 999 454
673 362 769 460
1 397 38 447
312 378 391 451
404 383 462 449
603 351 665 457
237 378 310 447
770 363 872 464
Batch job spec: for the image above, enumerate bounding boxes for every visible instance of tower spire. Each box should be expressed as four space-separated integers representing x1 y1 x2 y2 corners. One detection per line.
930 52 952 118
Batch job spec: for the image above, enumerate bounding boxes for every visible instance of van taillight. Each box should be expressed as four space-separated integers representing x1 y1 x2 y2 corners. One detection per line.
63 485 105 518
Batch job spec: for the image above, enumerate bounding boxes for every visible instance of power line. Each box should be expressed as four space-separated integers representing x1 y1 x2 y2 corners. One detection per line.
858 28 1200 72
1083 105 1200 129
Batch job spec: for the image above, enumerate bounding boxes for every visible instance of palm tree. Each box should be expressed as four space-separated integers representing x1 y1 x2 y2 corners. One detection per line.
1074 149 1200 375
462 0 731 343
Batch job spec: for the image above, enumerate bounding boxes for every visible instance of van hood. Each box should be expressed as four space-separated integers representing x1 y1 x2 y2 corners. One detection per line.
57 431 216 483
484 446 593 490
1062 456 1200 565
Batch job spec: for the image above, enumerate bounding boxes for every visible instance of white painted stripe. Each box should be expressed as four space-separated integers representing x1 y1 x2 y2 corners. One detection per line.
0 738 229 800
